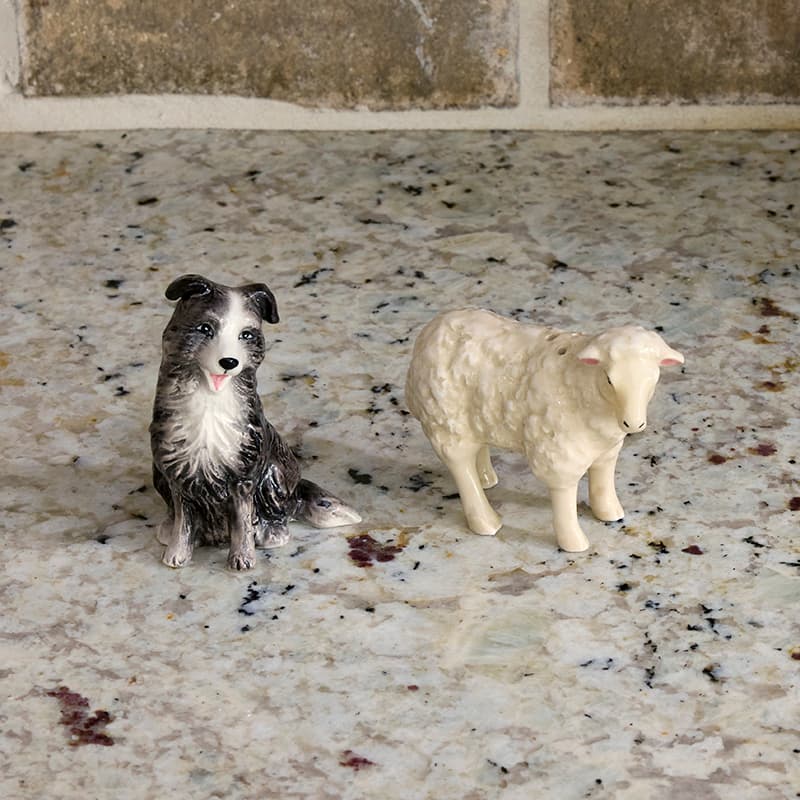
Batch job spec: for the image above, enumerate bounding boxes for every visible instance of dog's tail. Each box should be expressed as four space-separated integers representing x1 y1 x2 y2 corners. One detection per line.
294 479 362 528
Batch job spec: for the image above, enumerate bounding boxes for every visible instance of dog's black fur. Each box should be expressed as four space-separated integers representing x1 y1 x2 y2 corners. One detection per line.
151 274 360 570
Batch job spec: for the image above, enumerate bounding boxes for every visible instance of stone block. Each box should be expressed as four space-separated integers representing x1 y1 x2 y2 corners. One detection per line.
21 0 518 109
551 0 800 105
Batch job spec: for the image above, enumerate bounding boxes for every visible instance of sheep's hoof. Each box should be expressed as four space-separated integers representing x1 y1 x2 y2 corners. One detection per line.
591 497 624 522
557 532 590 552
468 515 502 536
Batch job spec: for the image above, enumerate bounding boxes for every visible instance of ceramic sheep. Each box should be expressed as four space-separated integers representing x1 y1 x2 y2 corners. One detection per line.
405 309 684 552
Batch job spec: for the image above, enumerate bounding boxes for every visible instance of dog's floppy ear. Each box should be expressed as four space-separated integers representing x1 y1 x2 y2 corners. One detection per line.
165 274 213 302
241 283 279 324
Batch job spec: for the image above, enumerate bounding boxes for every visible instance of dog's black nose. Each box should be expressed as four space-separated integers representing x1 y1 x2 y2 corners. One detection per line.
218 357 239 371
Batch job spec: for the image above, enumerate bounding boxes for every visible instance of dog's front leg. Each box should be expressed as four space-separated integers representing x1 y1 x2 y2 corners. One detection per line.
162 491 194 568
228 480 257 571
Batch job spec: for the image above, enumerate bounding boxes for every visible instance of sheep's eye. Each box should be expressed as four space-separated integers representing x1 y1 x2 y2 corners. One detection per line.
197 323 214 338
239 329 255 341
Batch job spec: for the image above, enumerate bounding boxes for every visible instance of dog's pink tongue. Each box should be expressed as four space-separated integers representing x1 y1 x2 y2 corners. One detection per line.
210 374 228 391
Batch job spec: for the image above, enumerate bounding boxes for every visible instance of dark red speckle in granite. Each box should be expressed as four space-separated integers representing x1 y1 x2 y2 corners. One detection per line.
46 686 114 747
708 453 728 465
347 534 404 568
791 651 800 661
758 297 794 318
682 545 704 555
749 443 777 456
339 750 375 771
788 497 800 511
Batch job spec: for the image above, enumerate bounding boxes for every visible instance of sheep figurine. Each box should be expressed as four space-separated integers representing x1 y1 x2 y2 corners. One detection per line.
405 309 684 552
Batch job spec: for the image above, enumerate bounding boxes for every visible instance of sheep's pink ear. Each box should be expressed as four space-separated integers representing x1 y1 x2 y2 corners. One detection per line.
659 347 684 367
577 343 602 365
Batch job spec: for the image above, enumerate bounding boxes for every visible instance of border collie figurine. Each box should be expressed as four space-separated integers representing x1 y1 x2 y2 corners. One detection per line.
151 274 361 570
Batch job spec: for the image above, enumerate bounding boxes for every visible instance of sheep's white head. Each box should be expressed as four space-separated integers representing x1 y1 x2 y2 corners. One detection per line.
577 326 684 433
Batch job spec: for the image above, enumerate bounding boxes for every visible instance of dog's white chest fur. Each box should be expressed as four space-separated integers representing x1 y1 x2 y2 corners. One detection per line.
165 384 243 474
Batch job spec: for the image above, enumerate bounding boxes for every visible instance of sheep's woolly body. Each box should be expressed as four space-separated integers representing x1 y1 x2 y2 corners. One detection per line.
406 309 660 484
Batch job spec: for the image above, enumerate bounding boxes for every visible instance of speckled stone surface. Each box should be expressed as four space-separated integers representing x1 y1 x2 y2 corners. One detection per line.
1 130 799 799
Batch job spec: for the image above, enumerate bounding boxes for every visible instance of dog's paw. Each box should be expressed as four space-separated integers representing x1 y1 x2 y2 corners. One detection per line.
227 551 256 571
255 524 290 549
155 520 174 547
162 546 192 568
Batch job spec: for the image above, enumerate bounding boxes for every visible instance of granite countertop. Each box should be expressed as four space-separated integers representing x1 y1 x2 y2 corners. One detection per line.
0 129 798 799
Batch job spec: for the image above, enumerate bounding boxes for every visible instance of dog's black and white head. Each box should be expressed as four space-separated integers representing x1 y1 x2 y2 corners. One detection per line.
161 274 279 394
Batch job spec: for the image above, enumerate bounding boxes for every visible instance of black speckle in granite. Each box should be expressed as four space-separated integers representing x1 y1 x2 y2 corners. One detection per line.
702 664 723 683
101 373 123 382
406 473 434 493
687 624 703 632
743 535 767 548
136 197 159 206
647 540 669 554
241 625 251 632
279 371 317 384
18 161 35 172
486 256 506 264
348 468 372 485
238 582 266 616
294 267 332 288
371 383 392 395
96 535 109 544
0 218 16 230
46 686 114 747
113 386 130 397
617 582 632 592
280 584 296 595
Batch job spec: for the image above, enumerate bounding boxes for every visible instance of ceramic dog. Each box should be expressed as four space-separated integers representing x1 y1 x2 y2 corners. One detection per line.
151 274 361 570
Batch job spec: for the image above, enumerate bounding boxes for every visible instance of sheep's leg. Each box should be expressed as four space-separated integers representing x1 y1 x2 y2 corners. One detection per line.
436 439 502 535
548 484 590 552
476 445 498 489
588 441 625 522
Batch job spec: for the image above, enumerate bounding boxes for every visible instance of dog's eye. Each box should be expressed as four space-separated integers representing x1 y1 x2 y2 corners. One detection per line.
197 323 214 338
239 329 256 341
